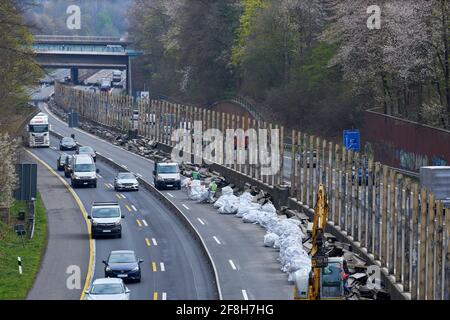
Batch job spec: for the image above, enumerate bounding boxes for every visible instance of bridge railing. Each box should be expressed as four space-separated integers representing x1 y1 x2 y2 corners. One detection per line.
33 35 125 43
54 83 449 300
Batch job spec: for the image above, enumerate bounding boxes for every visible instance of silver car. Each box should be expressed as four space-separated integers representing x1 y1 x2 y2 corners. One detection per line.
77 146 97 162
84 278 130 300
114 172 139 191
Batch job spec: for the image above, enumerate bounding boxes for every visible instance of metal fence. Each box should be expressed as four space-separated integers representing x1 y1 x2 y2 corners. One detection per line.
54 83 449 300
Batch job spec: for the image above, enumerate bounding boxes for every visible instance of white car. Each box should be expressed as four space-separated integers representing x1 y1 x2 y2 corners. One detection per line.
85 278 130 300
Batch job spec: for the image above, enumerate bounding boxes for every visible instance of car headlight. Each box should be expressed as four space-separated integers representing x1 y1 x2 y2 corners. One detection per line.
131 266 139 272
157 176 164 181
114 221 121 226
105 266 112 272
73 175 80 179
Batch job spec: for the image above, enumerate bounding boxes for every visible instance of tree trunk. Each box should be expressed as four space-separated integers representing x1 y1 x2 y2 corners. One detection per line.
441 0 450 128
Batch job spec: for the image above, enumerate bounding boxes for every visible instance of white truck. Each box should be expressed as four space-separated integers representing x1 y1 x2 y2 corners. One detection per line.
27 113 50 148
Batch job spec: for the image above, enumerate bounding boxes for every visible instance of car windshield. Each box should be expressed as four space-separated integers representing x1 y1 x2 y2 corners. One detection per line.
158 165 179 174
109 252 136 263
29 124 48 133
92 207 120 218
91 284 123 295
79 147 94 153
74 164 95 172
62 138 74 143
118 173 135 180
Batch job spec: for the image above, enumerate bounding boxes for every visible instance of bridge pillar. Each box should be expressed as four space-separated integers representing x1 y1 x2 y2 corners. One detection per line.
71 68 79 85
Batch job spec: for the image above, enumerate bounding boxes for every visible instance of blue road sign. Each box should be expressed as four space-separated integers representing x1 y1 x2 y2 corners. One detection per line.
344 129 360 152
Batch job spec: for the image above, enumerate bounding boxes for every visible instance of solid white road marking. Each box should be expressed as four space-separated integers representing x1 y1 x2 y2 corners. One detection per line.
229 259 237 270
182 204 190 210
242 290 249 300
131 205 137 212
123 165 128 169
136 173 143 178
213 236 221 245
167 192 174 198
160 262 165 272
152 238 158 246
142 219 148 227
197 218 205 225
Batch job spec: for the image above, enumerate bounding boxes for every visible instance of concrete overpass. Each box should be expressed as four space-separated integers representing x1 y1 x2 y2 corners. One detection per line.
32 35 139 94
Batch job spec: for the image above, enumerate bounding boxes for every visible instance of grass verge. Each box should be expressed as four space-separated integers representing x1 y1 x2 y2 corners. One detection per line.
0 193 47 299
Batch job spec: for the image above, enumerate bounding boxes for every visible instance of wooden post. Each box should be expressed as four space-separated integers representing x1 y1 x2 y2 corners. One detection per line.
434 201 443 299
380 166 389 264
418 188 428 300
426 194 435 300
410 184 420 300
301 133 308 205
290 130 297 197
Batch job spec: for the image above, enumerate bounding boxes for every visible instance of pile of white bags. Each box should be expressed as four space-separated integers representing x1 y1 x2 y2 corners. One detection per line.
214 186 239 214
211 186 311 282
188 180 209 202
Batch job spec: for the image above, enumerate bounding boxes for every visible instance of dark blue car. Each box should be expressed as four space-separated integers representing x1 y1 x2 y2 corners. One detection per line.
103 250 143 283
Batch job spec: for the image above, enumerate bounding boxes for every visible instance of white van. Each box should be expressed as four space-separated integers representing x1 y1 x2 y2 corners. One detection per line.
70 154 99 188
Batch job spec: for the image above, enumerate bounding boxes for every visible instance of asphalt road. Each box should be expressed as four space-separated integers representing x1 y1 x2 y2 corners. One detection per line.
27 151 89 300
40 101 293 300
29 136 216 300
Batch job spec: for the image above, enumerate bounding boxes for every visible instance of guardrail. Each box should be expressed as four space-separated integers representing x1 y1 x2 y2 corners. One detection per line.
54 83 449 300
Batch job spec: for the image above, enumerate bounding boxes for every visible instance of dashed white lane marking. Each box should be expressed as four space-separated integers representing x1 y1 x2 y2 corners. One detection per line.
167 192 174 198
152 238 158 246
242 290 249 300
213 236 221 245
160 262 165 272
197 218 205 225
182 204 190 210
162 292 167 300
131 205 137 212
97 174 102 179
229 259 237 270
104 183 111 189
108 183 114 189
142 219 148 227
50 146 57 150
120 193 126 199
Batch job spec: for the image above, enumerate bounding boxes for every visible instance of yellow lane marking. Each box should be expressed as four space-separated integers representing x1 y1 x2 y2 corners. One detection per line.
125 205 132 212
136 220 142 227
145 238 151 247
104 183 111 189
26 150 94 301
153 292 158 300
152 262 157 272
115 193 121 200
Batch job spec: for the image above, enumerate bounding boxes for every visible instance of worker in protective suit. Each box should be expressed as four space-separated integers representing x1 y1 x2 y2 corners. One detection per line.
208 180 218 203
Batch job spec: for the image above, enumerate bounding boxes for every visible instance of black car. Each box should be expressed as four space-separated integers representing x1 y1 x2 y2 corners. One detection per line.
64 155 74 177
57 153 71 171
103 251 143 283
76 146 96 162
60 137 77 151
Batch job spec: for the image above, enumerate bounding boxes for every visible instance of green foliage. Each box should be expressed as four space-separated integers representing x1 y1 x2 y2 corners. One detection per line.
0 194 47 299
231 0 266 67
0 1 43 124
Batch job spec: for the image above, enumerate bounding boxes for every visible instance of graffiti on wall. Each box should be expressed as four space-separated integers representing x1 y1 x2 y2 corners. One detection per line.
397 150 428 172
395 150 448 172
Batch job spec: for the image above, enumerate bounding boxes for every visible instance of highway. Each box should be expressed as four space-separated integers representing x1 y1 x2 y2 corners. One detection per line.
38 95 293 300
29 134 216 300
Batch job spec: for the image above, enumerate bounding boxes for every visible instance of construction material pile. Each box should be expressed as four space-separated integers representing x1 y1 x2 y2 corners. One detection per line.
213 188 311 283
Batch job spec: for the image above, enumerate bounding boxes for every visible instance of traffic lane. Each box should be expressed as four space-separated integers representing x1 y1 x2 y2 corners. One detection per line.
120 188 215 300
27 151 89 300
44 104 292 299
92 158 215 300
36 141 215 300
161 190 293 300
31 146 158 300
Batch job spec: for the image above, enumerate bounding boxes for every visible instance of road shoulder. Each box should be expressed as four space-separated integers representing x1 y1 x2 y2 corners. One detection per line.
26 151 90 300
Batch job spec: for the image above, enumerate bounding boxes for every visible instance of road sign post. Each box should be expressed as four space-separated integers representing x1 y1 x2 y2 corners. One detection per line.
343 129 361 152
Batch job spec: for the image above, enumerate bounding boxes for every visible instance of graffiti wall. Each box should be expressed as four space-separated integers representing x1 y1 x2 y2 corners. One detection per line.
362 109 450 173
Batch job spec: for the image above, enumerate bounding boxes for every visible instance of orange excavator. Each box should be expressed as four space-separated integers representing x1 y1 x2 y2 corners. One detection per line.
294 184 345 300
